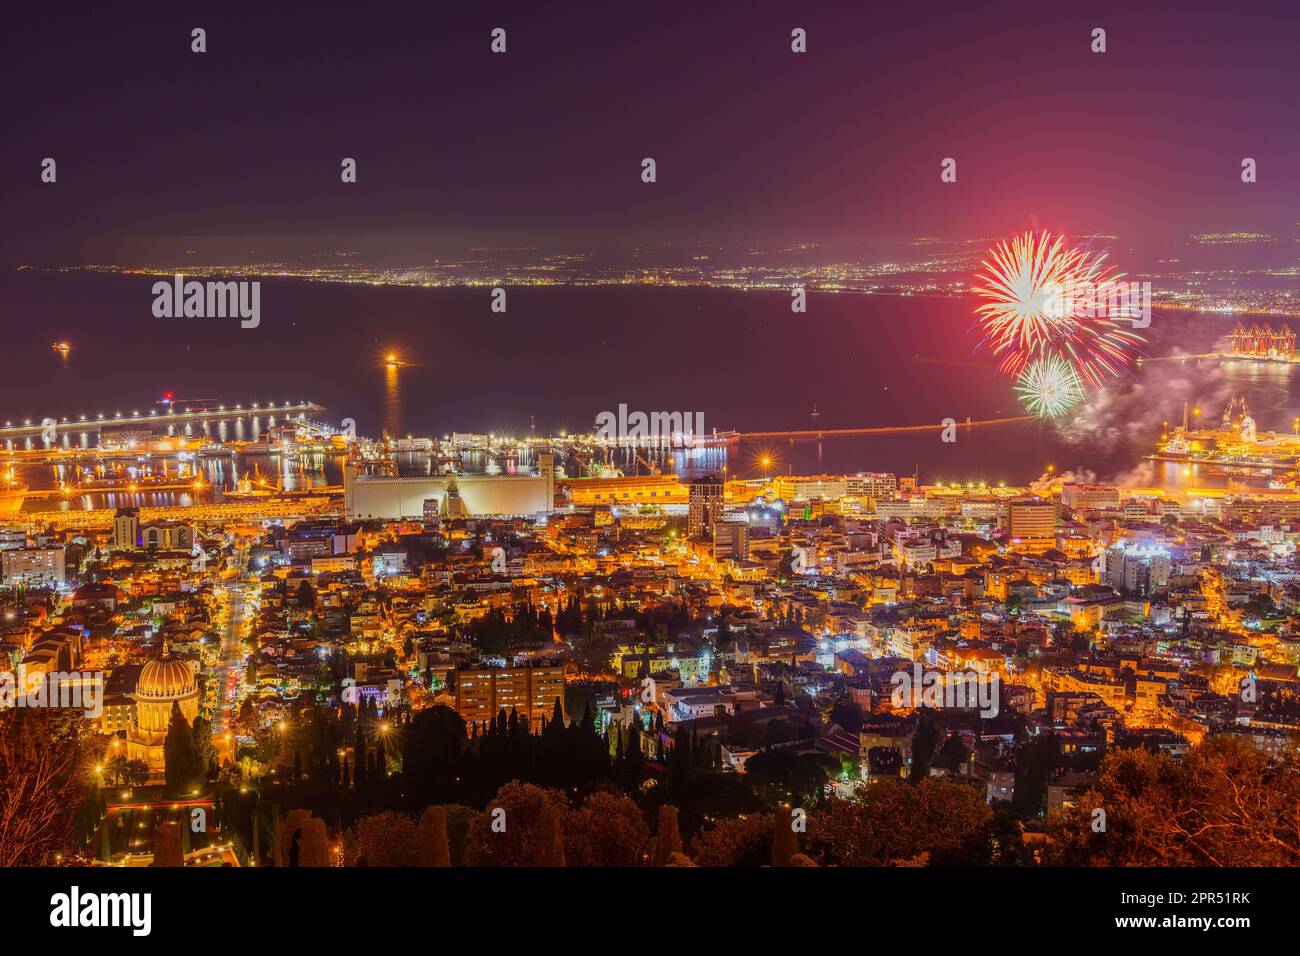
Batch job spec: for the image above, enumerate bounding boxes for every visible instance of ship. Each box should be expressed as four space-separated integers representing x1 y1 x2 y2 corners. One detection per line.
0 481 28 513
226 468 280 499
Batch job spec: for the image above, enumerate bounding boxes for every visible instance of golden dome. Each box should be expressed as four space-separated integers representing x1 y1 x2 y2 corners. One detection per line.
135 656 198 702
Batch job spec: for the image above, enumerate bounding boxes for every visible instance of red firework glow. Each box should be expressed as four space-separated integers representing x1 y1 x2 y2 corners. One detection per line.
973 231 1143 389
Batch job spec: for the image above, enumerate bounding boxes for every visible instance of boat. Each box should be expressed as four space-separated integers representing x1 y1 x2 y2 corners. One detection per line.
227 468 280 499
0 481 28 512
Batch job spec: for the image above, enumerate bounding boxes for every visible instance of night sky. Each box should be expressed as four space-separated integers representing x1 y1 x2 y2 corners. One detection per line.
5 0 1300 267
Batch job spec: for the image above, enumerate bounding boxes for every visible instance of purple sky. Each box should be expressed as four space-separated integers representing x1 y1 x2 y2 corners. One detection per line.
4 0 1300 264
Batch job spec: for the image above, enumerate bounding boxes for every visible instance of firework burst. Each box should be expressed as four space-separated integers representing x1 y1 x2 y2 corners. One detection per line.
974 231 1143 388
1015 354 1084 418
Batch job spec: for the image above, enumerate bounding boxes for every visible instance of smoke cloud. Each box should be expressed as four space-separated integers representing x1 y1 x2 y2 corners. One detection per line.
1052 348 1234 482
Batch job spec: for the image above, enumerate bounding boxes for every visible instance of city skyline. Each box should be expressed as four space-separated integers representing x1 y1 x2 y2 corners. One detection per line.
1 2 1294 939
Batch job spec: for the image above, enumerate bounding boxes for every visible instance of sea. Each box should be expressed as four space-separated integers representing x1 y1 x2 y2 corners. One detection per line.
2 268 1298 510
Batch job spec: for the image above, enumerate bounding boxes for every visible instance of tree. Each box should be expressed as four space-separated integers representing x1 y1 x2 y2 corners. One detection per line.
808 778 994 866
466 782 568 867
934 733 971 774
191 715 218 781
691 815 773 866
1013 731 1061 817
0 709 93 866
771 812 798 866
344 811 421 866
164 701 203 796
562 790 649 867
651 804 683 866
829 699 865 734
909 714 941 782
418 805 452 867
297 817 331 867
296 580 316 610
1047 734 1300 866
403 706 468 805
535 800 566 867
152 820 184 867
744 750 837 808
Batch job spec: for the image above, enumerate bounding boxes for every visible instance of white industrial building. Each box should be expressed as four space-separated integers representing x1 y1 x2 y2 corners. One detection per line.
344 455 554 520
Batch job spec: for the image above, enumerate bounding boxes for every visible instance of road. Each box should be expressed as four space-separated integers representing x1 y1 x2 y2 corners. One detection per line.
210 546 252 740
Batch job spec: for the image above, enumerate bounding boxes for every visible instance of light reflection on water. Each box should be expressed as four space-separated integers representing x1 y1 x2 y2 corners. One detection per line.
383 363 400 437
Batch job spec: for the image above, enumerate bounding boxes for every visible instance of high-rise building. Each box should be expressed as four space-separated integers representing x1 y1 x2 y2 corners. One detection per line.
774 475 848 501
845 472 898 499
1060 484 1120 512
1104 544 1171 596
453 664 565 727
688 474 724 540
422 497 441 530
1008 499 1056 539
112 507 139 550
1 546 65 586
712 518 750 561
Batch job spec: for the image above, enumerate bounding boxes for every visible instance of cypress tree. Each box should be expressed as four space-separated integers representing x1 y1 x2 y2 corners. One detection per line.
418 805 452 867
626 716 643 783
771 812 797 866
164 701 201 795
652 805 683 866
354 725 367 789
535 800 565 867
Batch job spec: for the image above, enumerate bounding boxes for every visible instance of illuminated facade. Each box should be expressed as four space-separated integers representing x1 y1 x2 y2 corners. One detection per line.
1007 499 1056 539
127 651 201 779
452 664 565 728
688 474 724 540
345 457 554 520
